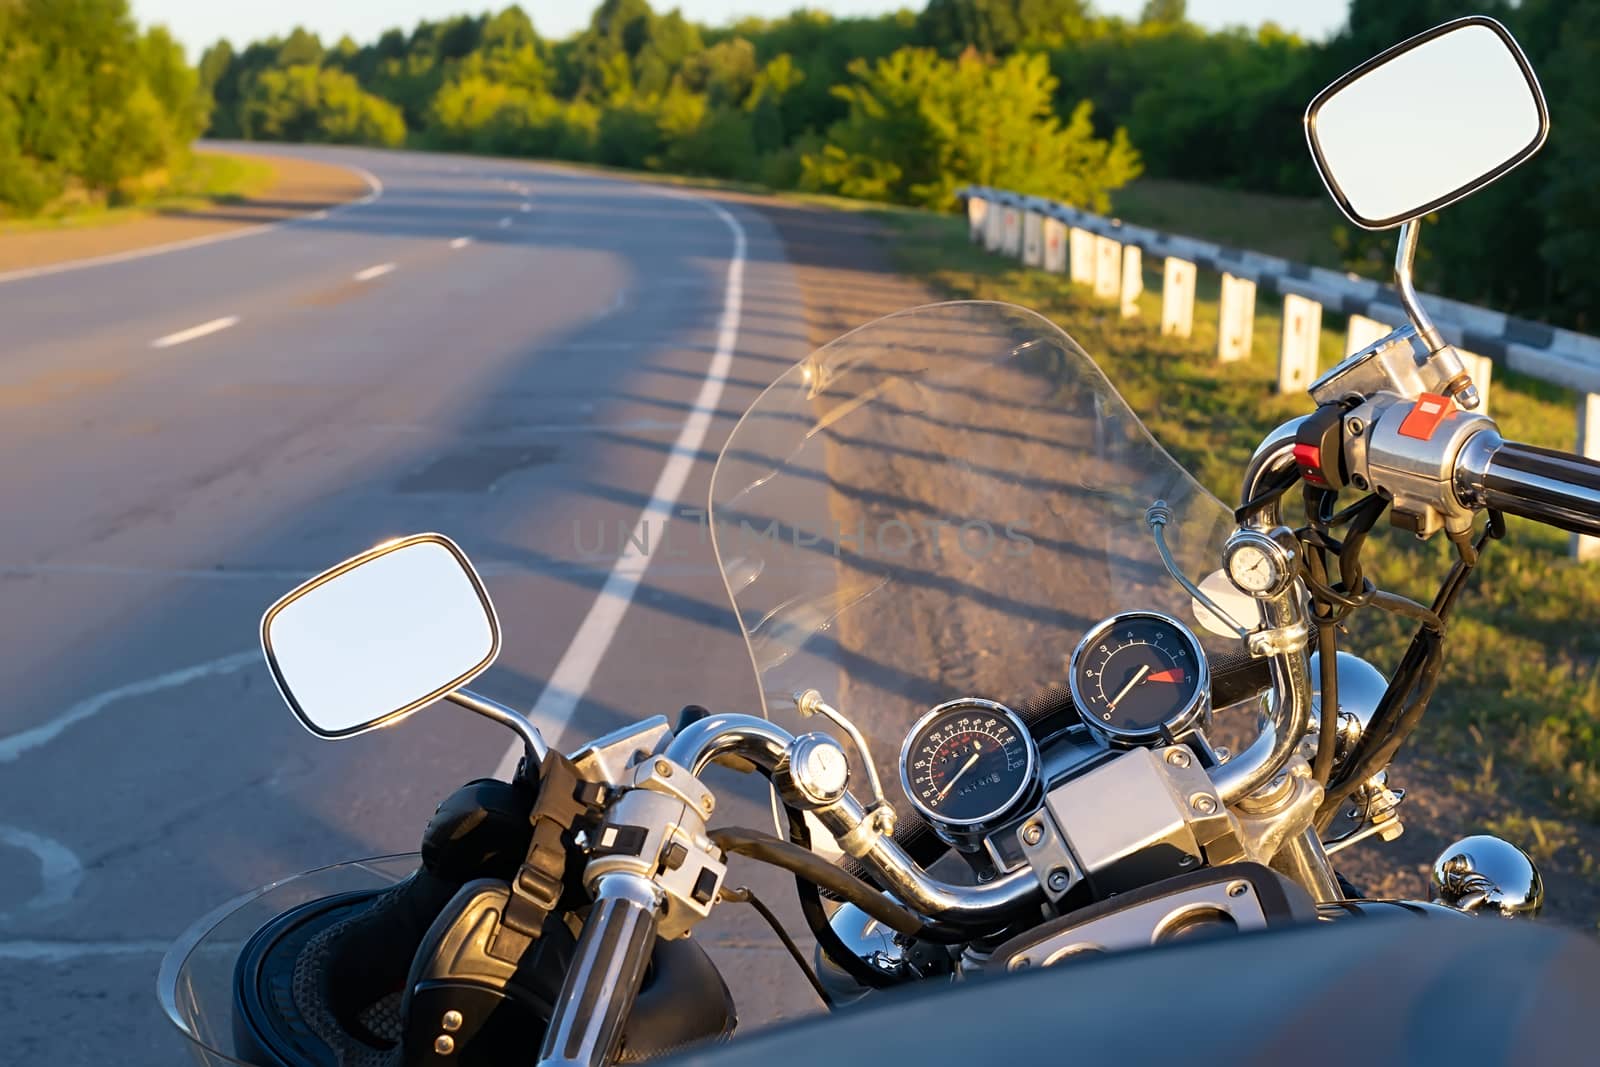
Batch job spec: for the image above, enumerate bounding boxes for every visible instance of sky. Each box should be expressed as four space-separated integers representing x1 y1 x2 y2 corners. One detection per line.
133 0 1351 57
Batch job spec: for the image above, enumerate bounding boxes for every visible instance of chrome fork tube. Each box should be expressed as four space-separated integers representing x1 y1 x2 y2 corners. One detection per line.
1272 828 1343 904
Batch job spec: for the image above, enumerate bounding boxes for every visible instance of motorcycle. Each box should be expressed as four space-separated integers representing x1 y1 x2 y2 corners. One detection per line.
160 17 1600 1067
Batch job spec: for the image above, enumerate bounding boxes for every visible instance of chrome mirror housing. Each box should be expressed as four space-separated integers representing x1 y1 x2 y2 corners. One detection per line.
261 533 500 739
1305 16 1547 231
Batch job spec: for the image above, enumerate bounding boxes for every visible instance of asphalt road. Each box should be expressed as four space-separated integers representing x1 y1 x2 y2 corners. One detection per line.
0 144 825 1064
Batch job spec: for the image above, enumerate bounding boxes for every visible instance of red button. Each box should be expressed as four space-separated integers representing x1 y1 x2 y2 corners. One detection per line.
1398 393 1454 441
1293 442 1328 486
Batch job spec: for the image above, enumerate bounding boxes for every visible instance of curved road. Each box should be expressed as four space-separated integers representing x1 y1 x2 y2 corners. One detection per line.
0 144 822 1063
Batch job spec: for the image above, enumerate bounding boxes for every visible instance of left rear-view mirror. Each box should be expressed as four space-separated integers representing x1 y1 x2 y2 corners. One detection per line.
261 533 500 739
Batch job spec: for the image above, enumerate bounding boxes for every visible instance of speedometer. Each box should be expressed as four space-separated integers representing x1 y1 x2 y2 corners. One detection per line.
1069 611 1210 745
899 698 1038 829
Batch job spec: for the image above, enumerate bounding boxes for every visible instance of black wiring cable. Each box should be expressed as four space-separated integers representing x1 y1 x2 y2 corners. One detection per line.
721 885 833 1010
710 826 923 937
1304 541 1342 786
1315 514 1502 825
782 810 897 990
1234 464 1301 526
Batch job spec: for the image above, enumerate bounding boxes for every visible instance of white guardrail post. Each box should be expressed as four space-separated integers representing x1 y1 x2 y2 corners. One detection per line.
967 196 988 243
1044 216 1068 273
1069 227 1095 286
1093 237 1121 301
1001 203 1022 258
1218 273 1256 362
1023 208 1044 268
1120 245 1143 318
1161 257 1195 338
1578 393 1600 562
1279 294 1322 394
1345 314 1391 356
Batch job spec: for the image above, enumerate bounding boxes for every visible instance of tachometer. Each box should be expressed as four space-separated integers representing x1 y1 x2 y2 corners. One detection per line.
1069 611 1210 745
900 698 1038 829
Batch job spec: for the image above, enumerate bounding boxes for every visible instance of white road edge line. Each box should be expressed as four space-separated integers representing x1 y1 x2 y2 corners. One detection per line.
450 236 473 249
150 315 240 349
494 187 746 779
353 262 396 282
0 163 384 286
0 651 259 763
0 940 171 962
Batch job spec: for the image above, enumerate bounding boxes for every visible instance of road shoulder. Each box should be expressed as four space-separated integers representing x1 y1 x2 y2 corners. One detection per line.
0 152 373 275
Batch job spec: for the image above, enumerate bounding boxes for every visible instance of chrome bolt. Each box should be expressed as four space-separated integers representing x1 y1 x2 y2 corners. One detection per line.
1178 853 1196 868
1351 474 1370 491
1009 957 1031 971
1047 868 1071 892
1021 821 1044 846
1164 748 1191 768
434 1035 456 1055
1347 417 1364 437
700 794 714 814
655 759 673 777
441 1011 463 1032
1227 881 1249 898
1191 793 1218 815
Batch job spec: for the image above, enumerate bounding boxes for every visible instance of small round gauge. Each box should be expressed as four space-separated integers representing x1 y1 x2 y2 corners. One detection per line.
1223 529 1295 597
1069 611 1210 744
899 698 1039 828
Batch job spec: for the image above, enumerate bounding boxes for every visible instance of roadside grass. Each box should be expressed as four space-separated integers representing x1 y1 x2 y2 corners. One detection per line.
0 151 275 233
876 207 1600 825
1110 177 1350 270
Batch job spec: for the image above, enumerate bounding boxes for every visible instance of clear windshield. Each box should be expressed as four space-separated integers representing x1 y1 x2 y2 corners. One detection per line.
709 301 1244 806
158 855 417 1066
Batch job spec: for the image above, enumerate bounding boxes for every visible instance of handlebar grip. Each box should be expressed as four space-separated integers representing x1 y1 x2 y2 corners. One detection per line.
537 873 660 1067
1459 434 1600 538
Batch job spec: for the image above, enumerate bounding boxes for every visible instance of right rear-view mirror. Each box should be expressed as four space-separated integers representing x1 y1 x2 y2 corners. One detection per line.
261 533 500 739
1305 16 1548 230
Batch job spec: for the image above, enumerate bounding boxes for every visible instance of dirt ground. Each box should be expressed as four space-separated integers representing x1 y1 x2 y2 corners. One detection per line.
732 194 1595 931
0 152 371 274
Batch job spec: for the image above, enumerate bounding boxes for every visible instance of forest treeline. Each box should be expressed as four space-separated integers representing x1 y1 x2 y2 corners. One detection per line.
3 0 1597 329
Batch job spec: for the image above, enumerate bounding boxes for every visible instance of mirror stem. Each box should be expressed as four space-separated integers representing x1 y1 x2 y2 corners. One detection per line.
1394 219 1480 409
1394 220 1443 351
447 689 550 770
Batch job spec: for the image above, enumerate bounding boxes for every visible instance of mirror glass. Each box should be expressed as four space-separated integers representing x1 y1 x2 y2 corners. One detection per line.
262 534 499 738
1306 18 1547 230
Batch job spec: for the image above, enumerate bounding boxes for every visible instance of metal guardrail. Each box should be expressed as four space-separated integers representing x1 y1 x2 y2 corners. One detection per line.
959 185 1600 559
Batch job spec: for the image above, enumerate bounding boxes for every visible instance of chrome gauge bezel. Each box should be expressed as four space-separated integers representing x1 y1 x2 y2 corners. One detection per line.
1068 610 1212 746
1222 527 1297 598
898 697 1040 832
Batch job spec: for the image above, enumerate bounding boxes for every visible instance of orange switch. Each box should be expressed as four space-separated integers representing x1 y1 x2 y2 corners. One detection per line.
1398 393 1454 441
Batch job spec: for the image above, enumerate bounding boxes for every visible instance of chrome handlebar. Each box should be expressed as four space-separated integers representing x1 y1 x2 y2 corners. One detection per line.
666 714 1042 924
1217 421 1317 805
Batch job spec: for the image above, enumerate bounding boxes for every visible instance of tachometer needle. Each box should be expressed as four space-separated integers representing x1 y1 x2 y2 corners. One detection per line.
1107 664 1150 710
936 743 983 801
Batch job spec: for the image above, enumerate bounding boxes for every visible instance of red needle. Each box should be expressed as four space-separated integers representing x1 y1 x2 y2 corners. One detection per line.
1148 668 1184 684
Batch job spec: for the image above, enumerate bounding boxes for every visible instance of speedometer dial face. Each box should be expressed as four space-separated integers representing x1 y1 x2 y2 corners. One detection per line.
900 699 1038 828
1069 612 1210 743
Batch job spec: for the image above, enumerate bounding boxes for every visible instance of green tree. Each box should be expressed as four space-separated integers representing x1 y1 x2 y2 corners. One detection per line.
241 65 405 147
917 0 1092 55
804 47 1140 211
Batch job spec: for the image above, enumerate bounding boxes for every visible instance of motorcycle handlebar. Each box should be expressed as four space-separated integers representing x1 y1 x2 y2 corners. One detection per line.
1456 431 1600 538
537 873 660 1067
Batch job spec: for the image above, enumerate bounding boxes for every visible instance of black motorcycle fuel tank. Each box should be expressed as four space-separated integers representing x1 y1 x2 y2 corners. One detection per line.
668 915 1600 1066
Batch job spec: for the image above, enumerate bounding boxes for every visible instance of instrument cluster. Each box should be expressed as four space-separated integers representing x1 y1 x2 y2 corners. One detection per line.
897 610 1214 846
